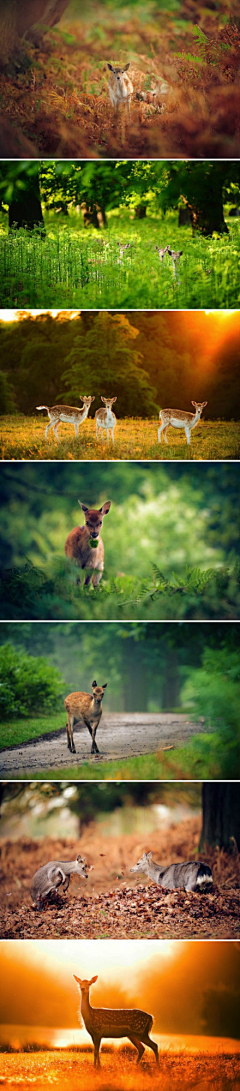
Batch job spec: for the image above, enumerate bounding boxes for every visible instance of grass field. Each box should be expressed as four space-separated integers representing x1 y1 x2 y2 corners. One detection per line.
1 416 239 461
0 214 240 309
0 713 64 750
0 1047 239 1090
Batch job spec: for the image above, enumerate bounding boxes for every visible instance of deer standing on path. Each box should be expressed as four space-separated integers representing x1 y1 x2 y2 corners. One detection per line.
36 396 95 440
73 974 159 1068
95 397 117 443
65 500 111 587
158 401 207 446
107 63 133 117
31 855 88 909
130 852 213 892
64 679 108 755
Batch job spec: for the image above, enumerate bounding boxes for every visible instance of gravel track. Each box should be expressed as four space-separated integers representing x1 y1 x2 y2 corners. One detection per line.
0 713 202 777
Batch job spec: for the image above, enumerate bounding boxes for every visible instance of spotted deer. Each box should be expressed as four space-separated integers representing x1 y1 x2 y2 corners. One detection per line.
73 974 159 1068
31 855 88 909
130 852 213 892
107 63 133 116
65 680 108 755
65 500 111 587
95 397 117 443
36 396 95 440
155 245 170 262
158 401 207 446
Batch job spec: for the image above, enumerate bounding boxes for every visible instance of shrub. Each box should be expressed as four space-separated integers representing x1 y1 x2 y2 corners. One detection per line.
0 643 63 718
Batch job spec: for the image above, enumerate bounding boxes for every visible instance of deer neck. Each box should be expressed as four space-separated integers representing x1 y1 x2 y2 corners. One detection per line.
80 405 89 422
192 408 200 426
81 991 93 1028
146 858 165 881
91 696 102 717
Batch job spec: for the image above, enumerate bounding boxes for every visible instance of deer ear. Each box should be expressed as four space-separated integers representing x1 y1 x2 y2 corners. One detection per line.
101 396 107 404
92 680 97 688
102 682 108 688
147 852 153 860
91 396 95 402
124 63 130 71
202 401 208 407
90 975 98 985
112 397 117 403
100 501 111 516
107 63 113 71
73 975 81 984
79 396 85 402
78 501 89 513
191 401 197 408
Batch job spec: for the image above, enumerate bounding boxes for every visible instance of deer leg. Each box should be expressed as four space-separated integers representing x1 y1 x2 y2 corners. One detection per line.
141 1032 159 1065
92 1035 101 1067
92 567 103 587
84 573 92 586
185 427 191 446
163 426 169 444
66 715 76 754
158 422 164 443
74 422 79 438
45 419 55 439
111 428 114 443
128 1035 145 1063
91 722 100 755
53 422 60 441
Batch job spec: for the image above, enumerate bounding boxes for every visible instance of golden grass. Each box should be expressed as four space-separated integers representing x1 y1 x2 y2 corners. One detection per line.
1 416 239 461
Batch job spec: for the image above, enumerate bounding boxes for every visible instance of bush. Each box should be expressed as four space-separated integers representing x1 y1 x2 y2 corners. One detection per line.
181 647 240 777
0 643 63 718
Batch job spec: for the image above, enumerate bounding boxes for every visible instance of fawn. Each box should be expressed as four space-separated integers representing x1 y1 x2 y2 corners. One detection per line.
36 396 95 440
64 679 108 755
95 397 117 443
65 500 111 587
158 401 207 446
31 854 88 909
73 974 159 1068
130 852 213 892
107 63 133 116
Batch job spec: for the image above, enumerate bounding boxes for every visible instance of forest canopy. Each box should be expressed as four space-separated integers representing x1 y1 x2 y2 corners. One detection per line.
0 310 240 419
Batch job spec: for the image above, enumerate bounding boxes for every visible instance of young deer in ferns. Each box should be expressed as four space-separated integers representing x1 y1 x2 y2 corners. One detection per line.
65 680 108 755
31 855 88 909
158 401 207 446
36 395 95 441
107 63 133 117
130 852 213 892
65 500 111 587
95 397 117 443
73 974 159 1068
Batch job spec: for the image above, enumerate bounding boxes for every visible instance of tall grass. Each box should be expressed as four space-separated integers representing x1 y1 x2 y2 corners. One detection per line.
0 214 239 308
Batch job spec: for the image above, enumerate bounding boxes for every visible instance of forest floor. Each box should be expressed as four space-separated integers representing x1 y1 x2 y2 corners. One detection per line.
1 417 239 462
0 713 201 778
0 1 240 159
1 823 240 940
1 1048 240 1091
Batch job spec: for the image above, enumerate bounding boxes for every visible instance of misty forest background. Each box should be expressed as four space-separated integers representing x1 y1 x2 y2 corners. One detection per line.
0 622 240 780
0 310 240 421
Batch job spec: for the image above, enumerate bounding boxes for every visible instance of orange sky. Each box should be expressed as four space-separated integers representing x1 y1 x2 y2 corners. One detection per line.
0 941 239 1041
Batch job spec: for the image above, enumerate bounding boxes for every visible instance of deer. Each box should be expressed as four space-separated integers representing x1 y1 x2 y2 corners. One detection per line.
95 397 117 443
65 500 111 587
158 401 207 446
107 63 133 117
73 974 159 1068
36 396 95 441
64 679 108 755
155 245 170 262
130 852 213 892
31 854 88 909
117 242 131 259
167 247 183 283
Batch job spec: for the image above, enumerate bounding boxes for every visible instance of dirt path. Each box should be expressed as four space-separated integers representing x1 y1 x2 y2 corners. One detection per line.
0 713 202 776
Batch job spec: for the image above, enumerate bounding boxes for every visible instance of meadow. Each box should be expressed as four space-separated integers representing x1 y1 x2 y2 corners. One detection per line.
1 415 239 462
0 212 240 309
0 1047 239 1091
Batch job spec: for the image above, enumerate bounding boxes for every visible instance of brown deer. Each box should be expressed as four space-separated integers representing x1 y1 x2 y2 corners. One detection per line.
65 500 111 587
64 680 108 755
73 974 159 1068
158 401 207 446
36 396 95 441
107 63 133 117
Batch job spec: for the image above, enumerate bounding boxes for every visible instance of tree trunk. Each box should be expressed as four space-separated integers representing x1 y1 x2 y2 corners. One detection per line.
0 0 69 64
9 174 45 233
200 783 240 850
162 649 180 709
0 1 18 66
